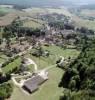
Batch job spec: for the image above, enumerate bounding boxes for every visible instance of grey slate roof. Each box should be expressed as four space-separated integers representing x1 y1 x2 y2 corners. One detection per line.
23 75 47 93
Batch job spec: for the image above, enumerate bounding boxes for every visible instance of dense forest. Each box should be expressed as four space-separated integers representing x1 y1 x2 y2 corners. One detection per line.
59 36 95 100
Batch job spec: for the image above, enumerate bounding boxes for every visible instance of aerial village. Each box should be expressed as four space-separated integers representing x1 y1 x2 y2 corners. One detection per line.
0 10 79 94
0 5 94 99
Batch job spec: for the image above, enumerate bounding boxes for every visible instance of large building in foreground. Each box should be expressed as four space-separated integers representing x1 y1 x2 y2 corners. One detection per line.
23 70 48 93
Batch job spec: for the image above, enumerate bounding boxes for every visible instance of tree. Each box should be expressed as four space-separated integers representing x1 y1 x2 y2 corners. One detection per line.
59 37 95 99
0 82 13 100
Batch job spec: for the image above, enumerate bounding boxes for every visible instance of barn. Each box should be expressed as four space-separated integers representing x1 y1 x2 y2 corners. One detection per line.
23 71 48 93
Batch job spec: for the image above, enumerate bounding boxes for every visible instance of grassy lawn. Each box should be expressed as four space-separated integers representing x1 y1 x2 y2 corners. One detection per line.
28 45 80 70
10 67 63 100
2 58 21 73
28 64 35 72
9 45 80 100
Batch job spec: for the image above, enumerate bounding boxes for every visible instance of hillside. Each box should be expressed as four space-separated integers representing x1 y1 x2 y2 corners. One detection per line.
59 36 95 100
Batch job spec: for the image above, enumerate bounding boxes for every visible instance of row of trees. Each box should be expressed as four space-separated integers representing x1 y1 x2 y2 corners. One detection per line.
49 22 75 30
0 70 13 99
49 21 95 35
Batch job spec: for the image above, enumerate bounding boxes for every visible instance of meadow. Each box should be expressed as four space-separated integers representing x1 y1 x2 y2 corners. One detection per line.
8 45 80 100
72 15 95 30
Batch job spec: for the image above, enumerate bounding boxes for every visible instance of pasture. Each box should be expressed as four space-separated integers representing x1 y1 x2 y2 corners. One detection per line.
0 13 18 27
9 45 80 100
72 15 95 30
24 7 72 17
0 7 15 16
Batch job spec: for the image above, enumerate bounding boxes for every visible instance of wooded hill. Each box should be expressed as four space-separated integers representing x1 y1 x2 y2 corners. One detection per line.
59 36 95 100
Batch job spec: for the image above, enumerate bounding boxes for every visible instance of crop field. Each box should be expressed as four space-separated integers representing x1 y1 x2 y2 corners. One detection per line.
24 8 46 13
23 19 44 29
72 15 95 30
0 54 8 63
0 13 18 26
0 7 15 16
23 7 72 17
0 7 18 26
46 8 72 17
80 9 95 17
23 7 95 30
9 45 80 100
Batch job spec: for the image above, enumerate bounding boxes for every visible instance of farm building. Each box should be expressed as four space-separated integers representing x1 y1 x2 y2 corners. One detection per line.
23 71 48 93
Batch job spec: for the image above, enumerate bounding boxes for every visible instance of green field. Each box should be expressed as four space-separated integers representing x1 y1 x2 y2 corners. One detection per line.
28 45 80 70
10 67 63 100
24 7 95 30
0 7 15 16
2 58 21 73
80 9 95 17
23 20 43 29
46 8 72 17
23 7 72 17
72 15 95 30
8 45 80 100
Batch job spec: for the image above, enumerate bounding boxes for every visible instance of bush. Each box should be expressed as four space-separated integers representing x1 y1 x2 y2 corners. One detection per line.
0 82 13 100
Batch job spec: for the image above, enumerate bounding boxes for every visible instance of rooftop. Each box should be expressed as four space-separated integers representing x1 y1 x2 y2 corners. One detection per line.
23 73 48 93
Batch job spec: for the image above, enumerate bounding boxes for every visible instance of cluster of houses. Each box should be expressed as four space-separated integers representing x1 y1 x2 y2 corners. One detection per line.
0 37 30 54
11 41 30 53
44 26 76 46
0 13 76 94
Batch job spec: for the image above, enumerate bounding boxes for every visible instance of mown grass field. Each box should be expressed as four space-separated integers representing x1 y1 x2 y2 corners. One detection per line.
9 45 80 100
